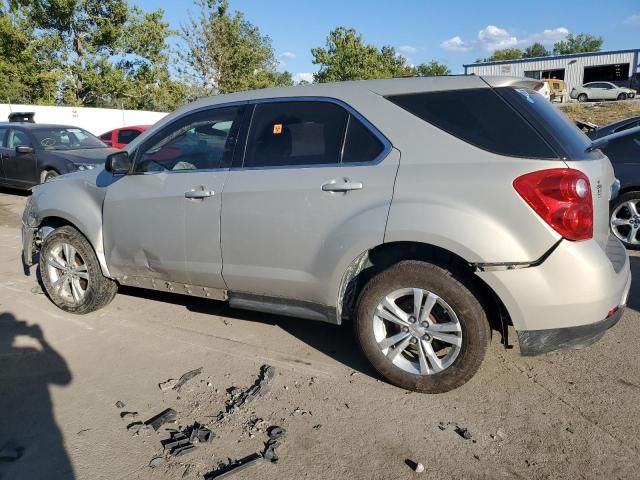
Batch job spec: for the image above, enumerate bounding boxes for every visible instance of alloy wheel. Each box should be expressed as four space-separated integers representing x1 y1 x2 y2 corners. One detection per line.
611 199 640 245
45 242 90 304
372 287 462 375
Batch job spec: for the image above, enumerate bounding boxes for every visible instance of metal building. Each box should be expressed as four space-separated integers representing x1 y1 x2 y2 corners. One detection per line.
464 49 640 94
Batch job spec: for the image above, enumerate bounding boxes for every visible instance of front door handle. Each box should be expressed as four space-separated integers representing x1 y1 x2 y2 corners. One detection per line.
185 188 215 199
322 178 364 193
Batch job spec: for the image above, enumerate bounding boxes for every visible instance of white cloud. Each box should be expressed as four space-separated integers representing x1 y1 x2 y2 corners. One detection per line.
398 45 417 55
293 72 314 84
278 51 296 67
440 36 473 52
624 14 640 25
478 25 518 51
441 25 570 53
525 27 569 46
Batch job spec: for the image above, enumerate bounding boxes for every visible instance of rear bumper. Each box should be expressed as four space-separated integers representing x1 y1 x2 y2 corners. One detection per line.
518 307 624 356
477 235 631 354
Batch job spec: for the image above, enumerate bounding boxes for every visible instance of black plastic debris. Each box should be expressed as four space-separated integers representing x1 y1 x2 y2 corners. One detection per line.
115 400 125 409
454 426 472 440
218 365 276 420
120 411 138 420
144 408 177 431
203 426 286 479
173 367 203 392
161 423 215 458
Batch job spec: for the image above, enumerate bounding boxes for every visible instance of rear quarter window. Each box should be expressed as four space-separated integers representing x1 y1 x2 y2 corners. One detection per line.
386 88 557 159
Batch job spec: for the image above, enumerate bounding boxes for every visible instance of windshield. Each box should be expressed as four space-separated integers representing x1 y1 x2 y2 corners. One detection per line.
32 127 107 151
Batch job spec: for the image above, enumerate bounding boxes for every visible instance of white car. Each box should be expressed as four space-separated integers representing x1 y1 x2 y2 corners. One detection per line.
570 82 637 102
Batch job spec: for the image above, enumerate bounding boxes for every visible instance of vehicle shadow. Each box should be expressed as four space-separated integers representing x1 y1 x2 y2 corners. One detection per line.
0 185 30 197
0 312 74 479
118 286 377 378
626 255 640 312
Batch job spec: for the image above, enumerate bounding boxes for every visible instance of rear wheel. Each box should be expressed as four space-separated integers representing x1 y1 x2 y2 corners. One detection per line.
617 93 627 101
355 260 490 393
610 192 640 249
40 226 118 313
577 93 588 102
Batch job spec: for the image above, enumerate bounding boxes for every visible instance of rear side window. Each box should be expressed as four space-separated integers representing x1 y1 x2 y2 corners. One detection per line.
342 115 385 163
497 87 598 160
117 129 142 144
0 127 8 148
386 88 557 159
100 132 112 141
244 102 348 168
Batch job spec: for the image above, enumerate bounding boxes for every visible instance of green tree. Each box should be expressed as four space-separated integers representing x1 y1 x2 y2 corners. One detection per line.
312 27 449 82
483 48 524 62
177 0 292 97
416 60 450 76
522 42 550 58
553 33 603 55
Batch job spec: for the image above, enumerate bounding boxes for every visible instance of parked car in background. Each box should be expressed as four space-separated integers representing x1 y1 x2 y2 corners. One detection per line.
0 122 117 189
99 125 149 149
543 79 567 103
23 76 630 393
570 82 637 102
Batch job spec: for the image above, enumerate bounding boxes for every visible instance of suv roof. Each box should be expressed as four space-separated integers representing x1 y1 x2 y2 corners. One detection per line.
0 122 82 130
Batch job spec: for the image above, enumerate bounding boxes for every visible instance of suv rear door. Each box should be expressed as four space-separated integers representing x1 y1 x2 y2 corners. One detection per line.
220 99 399 308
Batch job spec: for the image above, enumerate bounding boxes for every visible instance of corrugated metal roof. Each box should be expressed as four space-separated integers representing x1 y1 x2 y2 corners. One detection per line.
464 48 640 68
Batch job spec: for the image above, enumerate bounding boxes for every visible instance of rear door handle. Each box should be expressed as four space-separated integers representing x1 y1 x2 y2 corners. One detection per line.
322 178 363 193
185 189 215 199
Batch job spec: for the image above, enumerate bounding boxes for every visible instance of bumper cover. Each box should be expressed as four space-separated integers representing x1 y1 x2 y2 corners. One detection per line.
22 222 37 266
518 307 624 356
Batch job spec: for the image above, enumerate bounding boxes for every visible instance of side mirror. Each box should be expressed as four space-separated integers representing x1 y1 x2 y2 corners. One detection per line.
105 151 132 174
16 145 33 154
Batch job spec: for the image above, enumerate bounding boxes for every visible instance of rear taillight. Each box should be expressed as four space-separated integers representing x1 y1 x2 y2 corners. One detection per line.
513 169 593 241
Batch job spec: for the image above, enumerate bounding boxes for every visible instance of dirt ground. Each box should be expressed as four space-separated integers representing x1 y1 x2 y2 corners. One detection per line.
559 99 640 126
1 187 640 480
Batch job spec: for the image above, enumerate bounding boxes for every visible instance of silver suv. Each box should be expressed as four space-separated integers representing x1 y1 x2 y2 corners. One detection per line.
22 76 631 393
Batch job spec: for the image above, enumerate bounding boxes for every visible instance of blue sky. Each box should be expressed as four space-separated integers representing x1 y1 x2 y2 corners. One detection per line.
136 0 640 81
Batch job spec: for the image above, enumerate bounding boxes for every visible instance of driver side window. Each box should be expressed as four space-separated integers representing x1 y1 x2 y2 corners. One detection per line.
135 106 243 173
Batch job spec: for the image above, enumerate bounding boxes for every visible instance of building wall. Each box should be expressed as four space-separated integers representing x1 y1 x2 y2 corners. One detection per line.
0 104 167 136
465 51 638 93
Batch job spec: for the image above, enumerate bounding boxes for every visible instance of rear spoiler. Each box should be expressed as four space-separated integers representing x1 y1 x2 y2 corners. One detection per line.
586 125 640 152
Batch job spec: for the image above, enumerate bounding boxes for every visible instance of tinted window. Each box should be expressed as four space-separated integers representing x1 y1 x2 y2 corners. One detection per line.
8 130 30 148
497 87 598 161
135 106 243 173
0 127 9 148
342 115 384 163
386 88 556 159
117 129 142 144
100 132 112 141
244 101 348 168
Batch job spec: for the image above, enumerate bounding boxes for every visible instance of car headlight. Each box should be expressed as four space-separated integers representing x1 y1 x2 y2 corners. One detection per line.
76 164 97 171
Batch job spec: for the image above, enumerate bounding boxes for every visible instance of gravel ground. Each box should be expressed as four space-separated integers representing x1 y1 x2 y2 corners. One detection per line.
1 188 639 480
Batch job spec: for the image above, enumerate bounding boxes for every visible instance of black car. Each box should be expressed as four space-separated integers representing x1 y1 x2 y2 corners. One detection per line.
0 122 117 190
592 121 640 249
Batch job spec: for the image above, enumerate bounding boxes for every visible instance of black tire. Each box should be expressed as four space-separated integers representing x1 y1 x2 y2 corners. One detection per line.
617 93 627 101
610 191 640 250
41 169 59 183
355 260 490 393
577 93 588 102
40 226 118 314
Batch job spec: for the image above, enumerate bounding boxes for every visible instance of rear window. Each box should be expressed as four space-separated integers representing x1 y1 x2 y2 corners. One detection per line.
496 87 599 160
386 88 557 159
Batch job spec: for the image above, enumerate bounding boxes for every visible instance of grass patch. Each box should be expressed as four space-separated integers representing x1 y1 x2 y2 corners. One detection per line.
559 100 640 126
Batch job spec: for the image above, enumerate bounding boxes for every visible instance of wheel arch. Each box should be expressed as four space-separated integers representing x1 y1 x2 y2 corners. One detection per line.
335 241 509 339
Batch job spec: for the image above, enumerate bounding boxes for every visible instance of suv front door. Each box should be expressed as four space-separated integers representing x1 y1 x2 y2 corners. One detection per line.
4 128 37 186
220 99 399 308
103 105 246 288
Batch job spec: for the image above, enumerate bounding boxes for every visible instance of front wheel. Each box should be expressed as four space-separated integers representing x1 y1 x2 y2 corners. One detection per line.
617 93 627 101
577 93 588 102
41 169 59 183
355 260 490 393
610 192 640 249
40 226 118 314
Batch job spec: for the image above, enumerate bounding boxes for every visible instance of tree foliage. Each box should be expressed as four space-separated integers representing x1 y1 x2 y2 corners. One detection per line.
522 42 550 58
311 27 449 83
553 33 603 55
177 0 292 98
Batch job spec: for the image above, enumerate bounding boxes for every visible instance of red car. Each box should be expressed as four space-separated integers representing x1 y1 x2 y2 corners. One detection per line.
99 125 150 149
